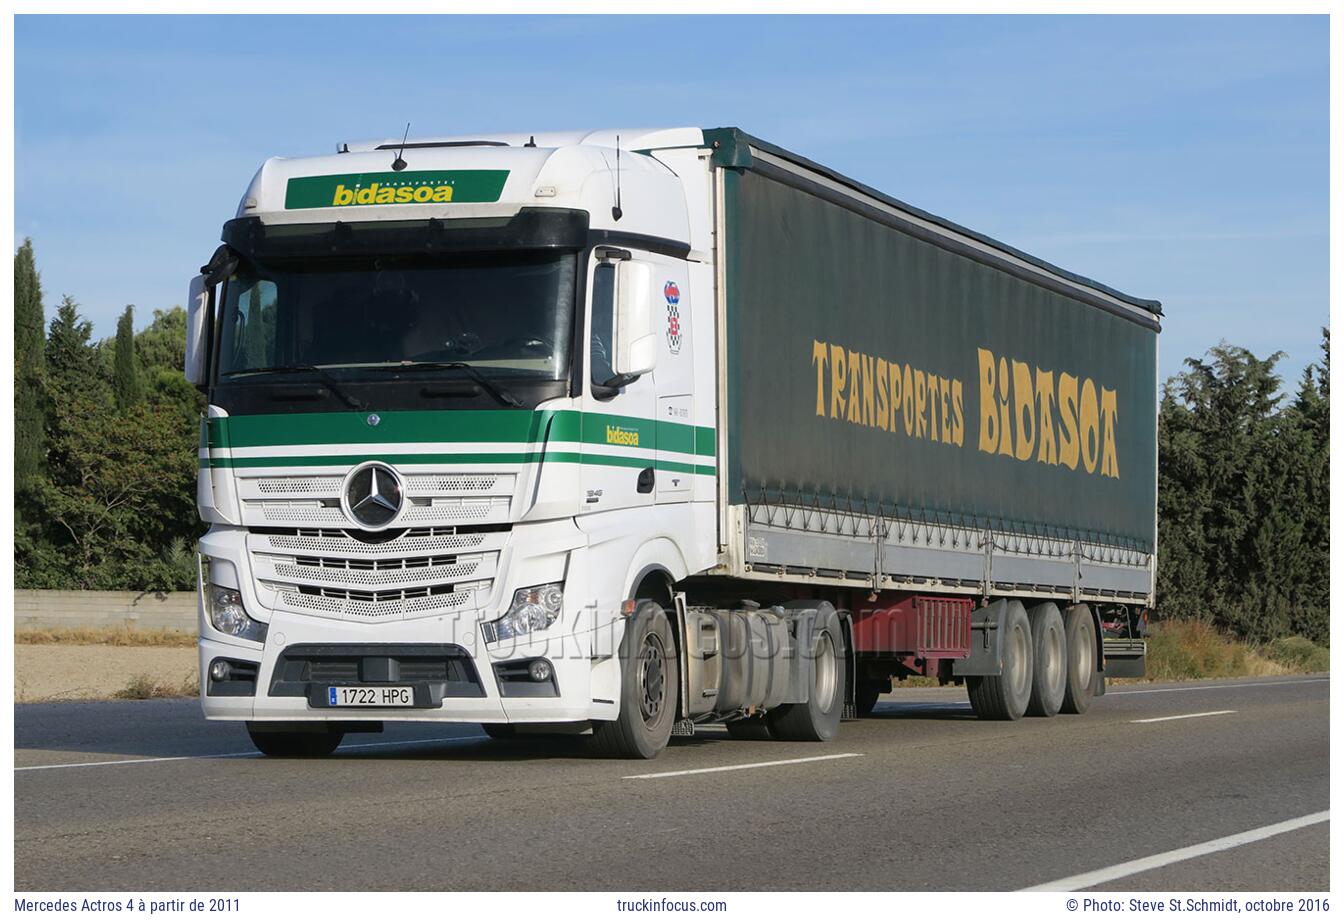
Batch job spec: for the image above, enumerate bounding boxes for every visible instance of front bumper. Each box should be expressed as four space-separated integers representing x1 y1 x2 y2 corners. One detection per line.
197 518 622 725
201 607 614 724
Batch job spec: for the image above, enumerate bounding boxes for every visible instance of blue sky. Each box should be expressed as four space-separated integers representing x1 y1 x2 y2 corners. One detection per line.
15 14 1329 388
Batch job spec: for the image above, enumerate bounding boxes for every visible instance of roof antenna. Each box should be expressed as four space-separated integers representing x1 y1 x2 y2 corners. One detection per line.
392 122 411 172
524 135 537 148
612 134 623 221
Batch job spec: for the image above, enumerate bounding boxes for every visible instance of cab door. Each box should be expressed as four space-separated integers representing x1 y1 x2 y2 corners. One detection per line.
581 250 656 514
651 263 695 504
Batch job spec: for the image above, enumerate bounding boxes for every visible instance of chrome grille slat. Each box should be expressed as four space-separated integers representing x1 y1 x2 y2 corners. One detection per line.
239 465 513 619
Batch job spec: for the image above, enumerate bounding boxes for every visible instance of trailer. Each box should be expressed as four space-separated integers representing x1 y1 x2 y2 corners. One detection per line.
187 127 1157 759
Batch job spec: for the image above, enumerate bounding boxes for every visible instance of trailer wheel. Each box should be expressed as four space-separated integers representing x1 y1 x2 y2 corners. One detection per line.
855 680 884 717
767 602 845 742
1061 604 1098 715
966 600 1033 721
588 601 678 759
1026 603 1066 717
246 723 344 757
725 717 774 740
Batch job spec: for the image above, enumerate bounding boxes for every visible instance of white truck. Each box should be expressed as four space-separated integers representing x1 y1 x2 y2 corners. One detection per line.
188 127 1156 759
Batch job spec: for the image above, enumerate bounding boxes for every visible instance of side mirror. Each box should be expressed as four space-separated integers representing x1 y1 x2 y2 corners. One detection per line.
185 275 213 388
612 260 655 378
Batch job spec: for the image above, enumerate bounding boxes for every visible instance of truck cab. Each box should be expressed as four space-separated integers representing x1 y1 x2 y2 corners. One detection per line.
189 129 724 757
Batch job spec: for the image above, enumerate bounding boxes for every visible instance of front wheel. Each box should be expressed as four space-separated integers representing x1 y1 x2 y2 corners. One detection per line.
246 723 344 757
767 601 846 742
588 601 678 759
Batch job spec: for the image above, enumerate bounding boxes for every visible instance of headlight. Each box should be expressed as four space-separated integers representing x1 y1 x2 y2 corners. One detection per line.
483 583 564 643
206 585 268 643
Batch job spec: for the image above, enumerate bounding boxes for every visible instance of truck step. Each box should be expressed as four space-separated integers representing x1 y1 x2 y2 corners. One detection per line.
671 719 696 737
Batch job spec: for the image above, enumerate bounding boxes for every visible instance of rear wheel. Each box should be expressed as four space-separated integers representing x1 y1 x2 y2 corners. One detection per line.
246 723 344 757
588 601 678 759
1061 604 1099 715
725 717 774 740
767 602 846 742
966 600 1033 721
855 680 884 717
1026 603 1066 717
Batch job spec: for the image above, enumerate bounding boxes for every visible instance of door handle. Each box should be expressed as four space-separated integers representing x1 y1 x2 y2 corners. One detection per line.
637 468 655 494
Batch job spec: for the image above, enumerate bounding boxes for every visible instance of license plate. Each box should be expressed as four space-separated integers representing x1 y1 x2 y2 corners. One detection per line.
327 686 414 707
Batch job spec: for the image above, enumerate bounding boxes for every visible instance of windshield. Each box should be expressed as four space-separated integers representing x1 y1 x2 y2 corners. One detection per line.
216 251 577 381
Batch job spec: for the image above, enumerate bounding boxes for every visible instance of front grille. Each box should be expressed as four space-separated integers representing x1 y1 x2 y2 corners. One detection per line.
269 644 485 703
238 471 516 529
248 525 506 622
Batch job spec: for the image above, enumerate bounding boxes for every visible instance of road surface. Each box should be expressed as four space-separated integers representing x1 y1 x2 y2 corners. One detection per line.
14 675 1329 891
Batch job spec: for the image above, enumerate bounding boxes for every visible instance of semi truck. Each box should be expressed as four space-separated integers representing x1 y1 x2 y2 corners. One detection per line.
187 127 1156 759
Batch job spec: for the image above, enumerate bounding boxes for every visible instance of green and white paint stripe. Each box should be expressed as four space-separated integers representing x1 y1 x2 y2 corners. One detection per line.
200 409 716 476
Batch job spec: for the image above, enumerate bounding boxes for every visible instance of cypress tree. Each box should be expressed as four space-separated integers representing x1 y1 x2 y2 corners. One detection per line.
113 305 143 411
14 239 46 494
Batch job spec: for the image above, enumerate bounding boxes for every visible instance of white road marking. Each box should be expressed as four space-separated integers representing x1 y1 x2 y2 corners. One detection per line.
1022 811 1330 891
1130 709 1236 724
1112 677 1329 695
624 752 862 779
15 734 490 772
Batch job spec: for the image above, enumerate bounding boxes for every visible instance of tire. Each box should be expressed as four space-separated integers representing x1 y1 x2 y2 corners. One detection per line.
1026 603 1067 717
725 717 774 740
855 680 884 717
481 723 516 740
767 601 846 742
966 600 1033 721
246 723 345 757
588 601 678 759
1061 603 1099 715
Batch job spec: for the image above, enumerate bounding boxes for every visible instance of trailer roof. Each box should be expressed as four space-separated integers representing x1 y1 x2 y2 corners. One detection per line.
702 127 1163 319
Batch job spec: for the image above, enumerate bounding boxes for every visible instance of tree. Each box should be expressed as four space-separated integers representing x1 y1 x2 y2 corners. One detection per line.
47 295 100 392
135 306 187 373
14 239 46 496
1157 339 1329 644
112 305 143 411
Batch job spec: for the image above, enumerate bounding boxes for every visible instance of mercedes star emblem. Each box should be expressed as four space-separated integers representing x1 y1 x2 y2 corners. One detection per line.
342 462 404 530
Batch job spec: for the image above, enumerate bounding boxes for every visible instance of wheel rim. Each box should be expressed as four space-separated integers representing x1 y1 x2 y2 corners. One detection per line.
1072 621 1091 687
1009 622 1030 697
1042 622 1063 691
814 631 837 707
637 632 667 725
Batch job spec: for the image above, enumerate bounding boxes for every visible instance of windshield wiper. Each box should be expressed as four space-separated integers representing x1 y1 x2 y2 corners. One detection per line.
220 365 368 410
370 362 523 408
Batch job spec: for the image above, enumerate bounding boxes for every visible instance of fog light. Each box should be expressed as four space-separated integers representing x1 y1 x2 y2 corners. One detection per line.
209 660 231 681
528 659 553 682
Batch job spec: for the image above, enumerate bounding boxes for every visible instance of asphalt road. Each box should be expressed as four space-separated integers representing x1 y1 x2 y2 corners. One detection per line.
14 675 1329 891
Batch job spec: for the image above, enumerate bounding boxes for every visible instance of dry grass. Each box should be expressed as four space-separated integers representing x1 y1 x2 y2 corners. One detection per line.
14 626 197 647
1144 618 1327 682
114 672 200 700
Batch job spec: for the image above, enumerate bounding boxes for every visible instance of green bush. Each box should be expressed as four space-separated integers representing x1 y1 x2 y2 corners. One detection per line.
1267 636 1331 672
